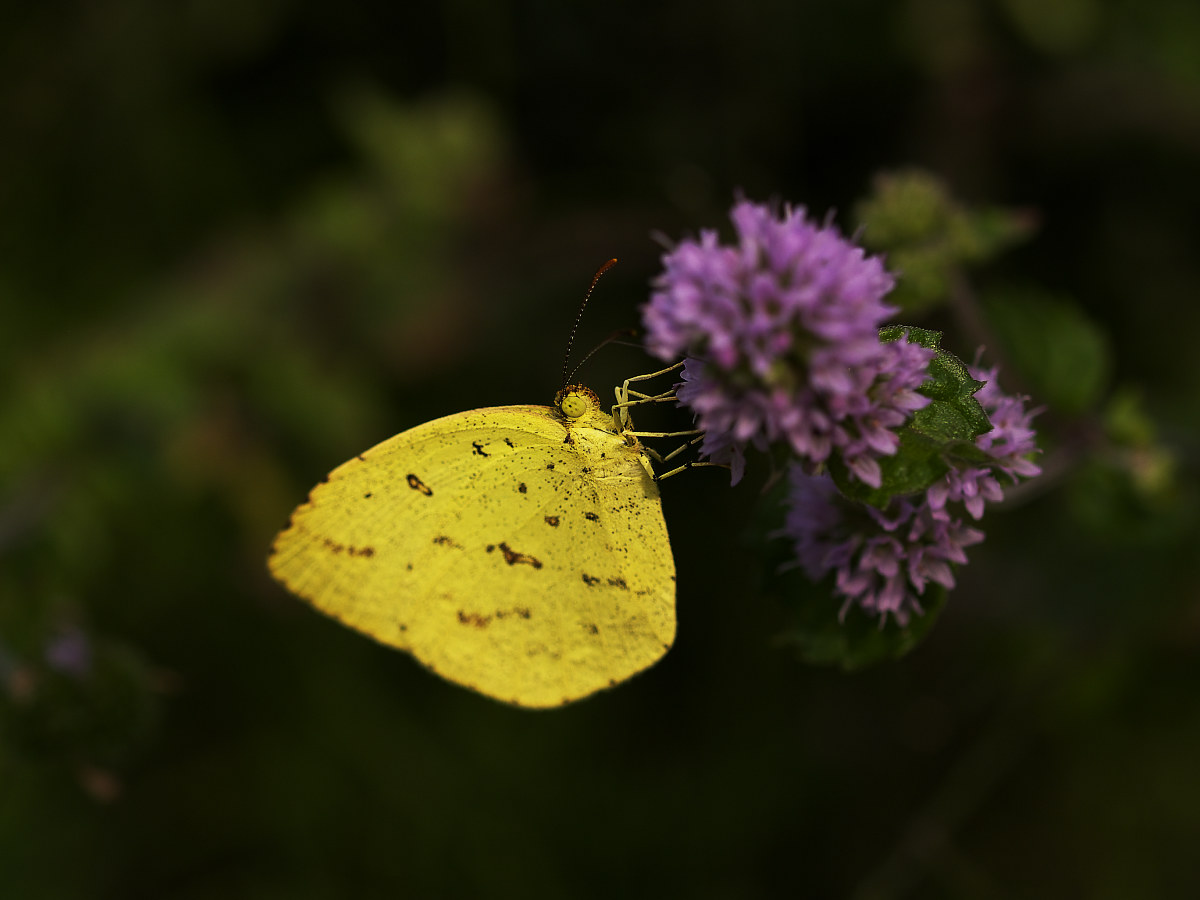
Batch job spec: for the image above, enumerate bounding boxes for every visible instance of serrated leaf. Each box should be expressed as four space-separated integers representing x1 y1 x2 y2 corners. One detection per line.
880 324 940 350
782 583 948 670
831 327 993 504
908 344 991 443
883 327 991 442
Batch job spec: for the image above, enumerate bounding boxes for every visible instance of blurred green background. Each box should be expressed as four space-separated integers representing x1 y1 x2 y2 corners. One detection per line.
3 1 1199 897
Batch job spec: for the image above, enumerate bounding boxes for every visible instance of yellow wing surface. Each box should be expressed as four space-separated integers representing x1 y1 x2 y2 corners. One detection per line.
268 391 676 708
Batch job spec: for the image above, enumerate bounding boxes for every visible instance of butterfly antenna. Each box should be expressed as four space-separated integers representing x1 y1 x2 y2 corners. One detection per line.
565 328 639 385
560 258 618 390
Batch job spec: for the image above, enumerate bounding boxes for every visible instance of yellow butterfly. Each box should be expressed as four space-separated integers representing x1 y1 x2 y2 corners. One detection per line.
269 356 684 708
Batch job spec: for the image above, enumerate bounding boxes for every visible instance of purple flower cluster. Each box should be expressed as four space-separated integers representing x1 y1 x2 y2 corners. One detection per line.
781 365 1041 625
643 199 934 485
926 365 1043 519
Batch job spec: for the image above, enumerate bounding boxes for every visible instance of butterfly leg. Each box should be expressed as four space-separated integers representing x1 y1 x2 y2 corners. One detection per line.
611 361 685 431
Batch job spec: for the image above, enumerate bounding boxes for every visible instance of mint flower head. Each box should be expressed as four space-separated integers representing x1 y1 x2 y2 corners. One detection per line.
782 365 1042 625
643 199 933 485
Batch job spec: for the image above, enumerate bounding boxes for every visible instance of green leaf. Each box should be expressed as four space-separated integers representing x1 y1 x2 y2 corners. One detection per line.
781 583 948 670
833 327 992 505
879 323 939 350
982 287 1109 415
829 431 950 507
855 169 1036 314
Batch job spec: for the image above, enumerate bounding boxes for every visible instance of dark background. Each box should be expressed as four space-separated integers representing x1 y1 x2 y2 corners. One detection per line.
3 1 1199 897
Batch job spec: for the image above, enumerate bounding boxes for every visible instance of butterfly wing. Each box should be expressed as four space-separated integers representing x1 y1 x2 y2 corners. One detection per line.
268 405 676 708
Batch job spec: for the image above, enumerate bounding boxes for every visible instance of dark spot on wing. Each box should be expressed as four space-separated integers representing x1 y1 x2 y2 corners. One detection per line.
457 610 491 628
407 474 433 496
582 573 600 587
433 535 462 549
544 515 560 527
494 606 532 620
517 482 527 494
546 462 555 470
492 542 543 569
472 441 489 457
584 512 599 522
607 577 628 590
363 492 373 499
320 537 374 558
583 623 599 635
581 467 591 475
504 438 515 448
398 623 407 632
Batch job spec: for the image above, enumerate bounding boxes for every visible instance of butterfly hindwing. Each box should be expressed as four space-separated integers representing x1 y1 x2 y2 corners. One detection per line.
268 404 675 707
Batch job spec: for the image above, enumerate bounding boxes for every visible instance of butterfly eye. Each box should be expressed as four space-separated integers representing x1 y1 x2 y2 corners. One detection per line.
557 385 601 420
560 392 590 419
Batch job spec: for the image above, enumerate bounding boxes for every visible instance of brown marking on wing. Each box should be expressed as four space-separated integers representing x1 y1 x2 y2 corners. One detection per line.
491 542 543 569
494 606 533 620
319 537 374 557
581 573 600 587
517 482 527 494
583 623 599 635
584 512 599 522
544 515 560 527
406 474 433 496
457 610 492 628
472 441 489 457
607 577 628 590
432 535 463 550
504 438 515 448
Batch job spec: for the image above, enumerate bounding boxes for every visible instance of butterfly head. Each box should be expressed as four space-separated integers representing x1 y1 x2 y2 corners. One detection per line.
555 384 602 421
